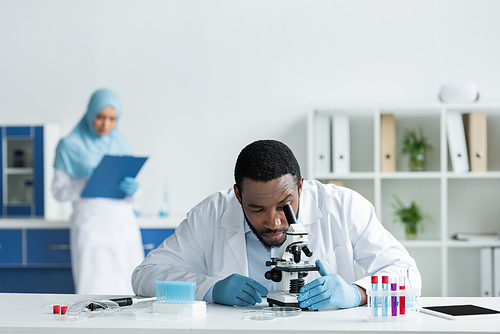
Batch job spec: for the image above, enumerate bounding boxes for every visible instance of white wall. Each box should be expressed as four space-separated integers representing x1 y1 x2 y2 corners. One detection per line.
1 0 500 217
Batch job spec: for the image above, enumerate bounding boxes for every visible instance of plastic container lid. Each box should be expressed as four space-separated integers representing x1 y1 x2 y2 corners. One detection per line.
382 276 389 284
371 276 378 284
262 307 302 317
242 310 276 321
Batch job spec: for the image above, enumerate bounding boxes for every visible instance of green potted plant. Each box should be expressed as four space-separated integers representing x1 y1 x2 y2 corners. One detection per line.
401 128 433 171
391 195 433 240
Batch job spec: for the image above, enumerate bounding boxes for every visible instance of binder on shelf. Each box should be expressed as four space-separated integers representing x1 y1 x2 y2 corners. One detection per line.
447 111 470 172
314 112 332 175
494 248 500 297
480 247 493 297
380 114 396 172
462 112 488 172
332 113 350 173
325 180 344 187
452 232 500 241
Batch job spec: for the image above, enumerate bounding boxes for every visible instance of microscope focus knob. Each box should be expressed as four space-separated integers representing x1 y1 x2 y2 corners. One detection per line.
265 268 282 283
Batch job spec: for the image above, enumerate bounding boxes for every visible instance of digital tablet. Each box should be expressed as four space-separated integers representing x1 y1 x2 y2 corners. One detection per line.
421 304 500 320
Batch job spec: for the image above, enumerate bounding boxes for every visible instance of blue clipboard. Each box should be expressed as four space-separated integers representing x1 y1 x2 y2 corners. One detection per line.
81 155 148 199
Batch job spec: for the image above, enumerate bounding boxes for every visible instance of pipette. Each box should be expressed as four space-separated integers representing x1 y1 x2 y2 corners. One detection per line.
87 297 156 311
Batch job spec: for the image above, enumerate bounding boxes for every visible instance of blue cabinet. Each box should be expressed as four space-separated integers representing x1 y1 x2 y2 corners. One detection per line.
0 126 45 217
0 229 73 293
0 228 175 293
141 228 175 256
0 268 75 293
0 230 22 264
26 229 71 265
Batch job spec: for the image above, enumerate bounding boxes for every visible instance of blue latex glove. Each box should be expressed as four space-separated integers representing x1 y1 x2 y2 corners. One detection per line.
213 273 268 306
118 177 139 196
297 259 361 310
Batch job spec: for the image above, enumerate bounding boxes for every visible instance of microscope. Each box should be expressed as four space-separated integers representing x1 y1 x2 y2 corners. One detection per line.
265 204 319 308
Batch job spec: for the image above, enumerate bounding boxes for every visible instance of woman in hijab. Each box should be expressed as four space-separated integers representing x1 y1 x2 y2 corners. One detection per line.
52 89 144 295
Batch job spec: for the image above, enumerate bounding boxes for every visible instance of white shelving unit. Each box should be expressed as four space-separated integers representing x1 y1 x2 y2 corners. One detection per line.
307 105 500 297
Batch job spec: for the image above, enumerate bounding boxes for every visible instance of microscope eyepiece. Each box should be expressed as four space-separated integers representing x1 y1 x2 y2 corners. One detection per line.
283 204 297 225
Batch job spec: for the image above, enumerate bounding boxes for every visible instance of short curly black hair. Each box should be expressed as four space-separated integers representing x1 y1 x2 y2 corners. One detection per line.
234 139 301 192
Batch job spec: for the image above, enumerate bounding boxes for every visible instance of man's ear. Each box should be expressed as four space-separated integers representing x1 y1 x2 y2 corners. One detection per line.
234 184 242 205
298 177 304 197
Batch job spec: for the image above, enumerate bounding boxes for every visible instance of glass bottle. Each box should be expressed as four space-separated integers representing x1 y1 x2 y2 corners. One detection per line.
24 180 33 203
14 149 25 167
159 180 170 218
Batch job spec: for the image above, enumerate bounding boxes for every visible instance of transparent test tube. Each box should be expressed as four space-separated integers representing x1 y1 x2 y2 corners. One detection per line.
371 276 378 317
382 276 389 317
402 266 413 308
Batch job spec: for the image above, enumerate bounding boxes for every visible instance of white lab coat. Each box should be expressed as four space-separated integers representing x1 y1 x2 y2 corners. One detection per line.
52 169 144 295
132 180 421 300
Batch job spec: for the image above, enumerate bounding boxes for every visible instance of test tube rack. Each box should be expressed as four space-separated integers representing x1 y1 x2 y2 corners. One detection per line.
367 287 421 322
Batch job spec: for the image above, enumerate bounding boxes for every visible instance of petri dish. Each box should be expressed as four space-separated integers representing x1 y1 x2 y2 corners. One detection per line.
242 310 276 321
262 307 302 317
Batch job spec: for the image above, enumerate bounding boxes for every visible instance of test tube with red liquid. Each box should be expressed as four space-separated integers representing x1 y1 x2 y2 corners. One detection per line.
399 276 406 315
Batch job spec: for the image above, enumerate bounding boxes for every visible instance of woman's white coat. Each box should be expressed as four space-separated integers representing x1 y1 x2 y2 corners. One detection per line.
53 169 144 294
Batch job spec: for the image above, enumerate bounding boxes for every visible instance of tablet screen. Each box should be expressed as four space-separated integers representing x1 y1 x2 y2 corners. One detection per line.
423 305 500 317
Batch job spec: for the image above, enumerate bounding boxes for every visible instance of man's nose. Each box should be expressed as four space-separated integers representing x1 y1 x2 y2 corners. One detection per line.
264 209 282 230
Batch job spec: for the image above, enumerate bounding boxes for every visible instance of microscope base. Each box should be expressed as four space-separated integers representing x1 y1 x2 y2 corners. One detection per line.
267 291 300 308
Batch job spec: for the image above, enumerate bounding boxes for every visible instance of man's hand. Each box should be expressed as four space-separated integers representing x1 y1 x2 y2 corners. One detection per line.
297 259 361 310
213 273 268 306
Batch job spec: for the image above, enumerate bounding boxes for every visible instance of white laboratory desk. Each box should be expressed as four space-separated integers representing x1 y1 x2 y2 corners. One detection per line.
1 294 500 334
0 215 184 229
